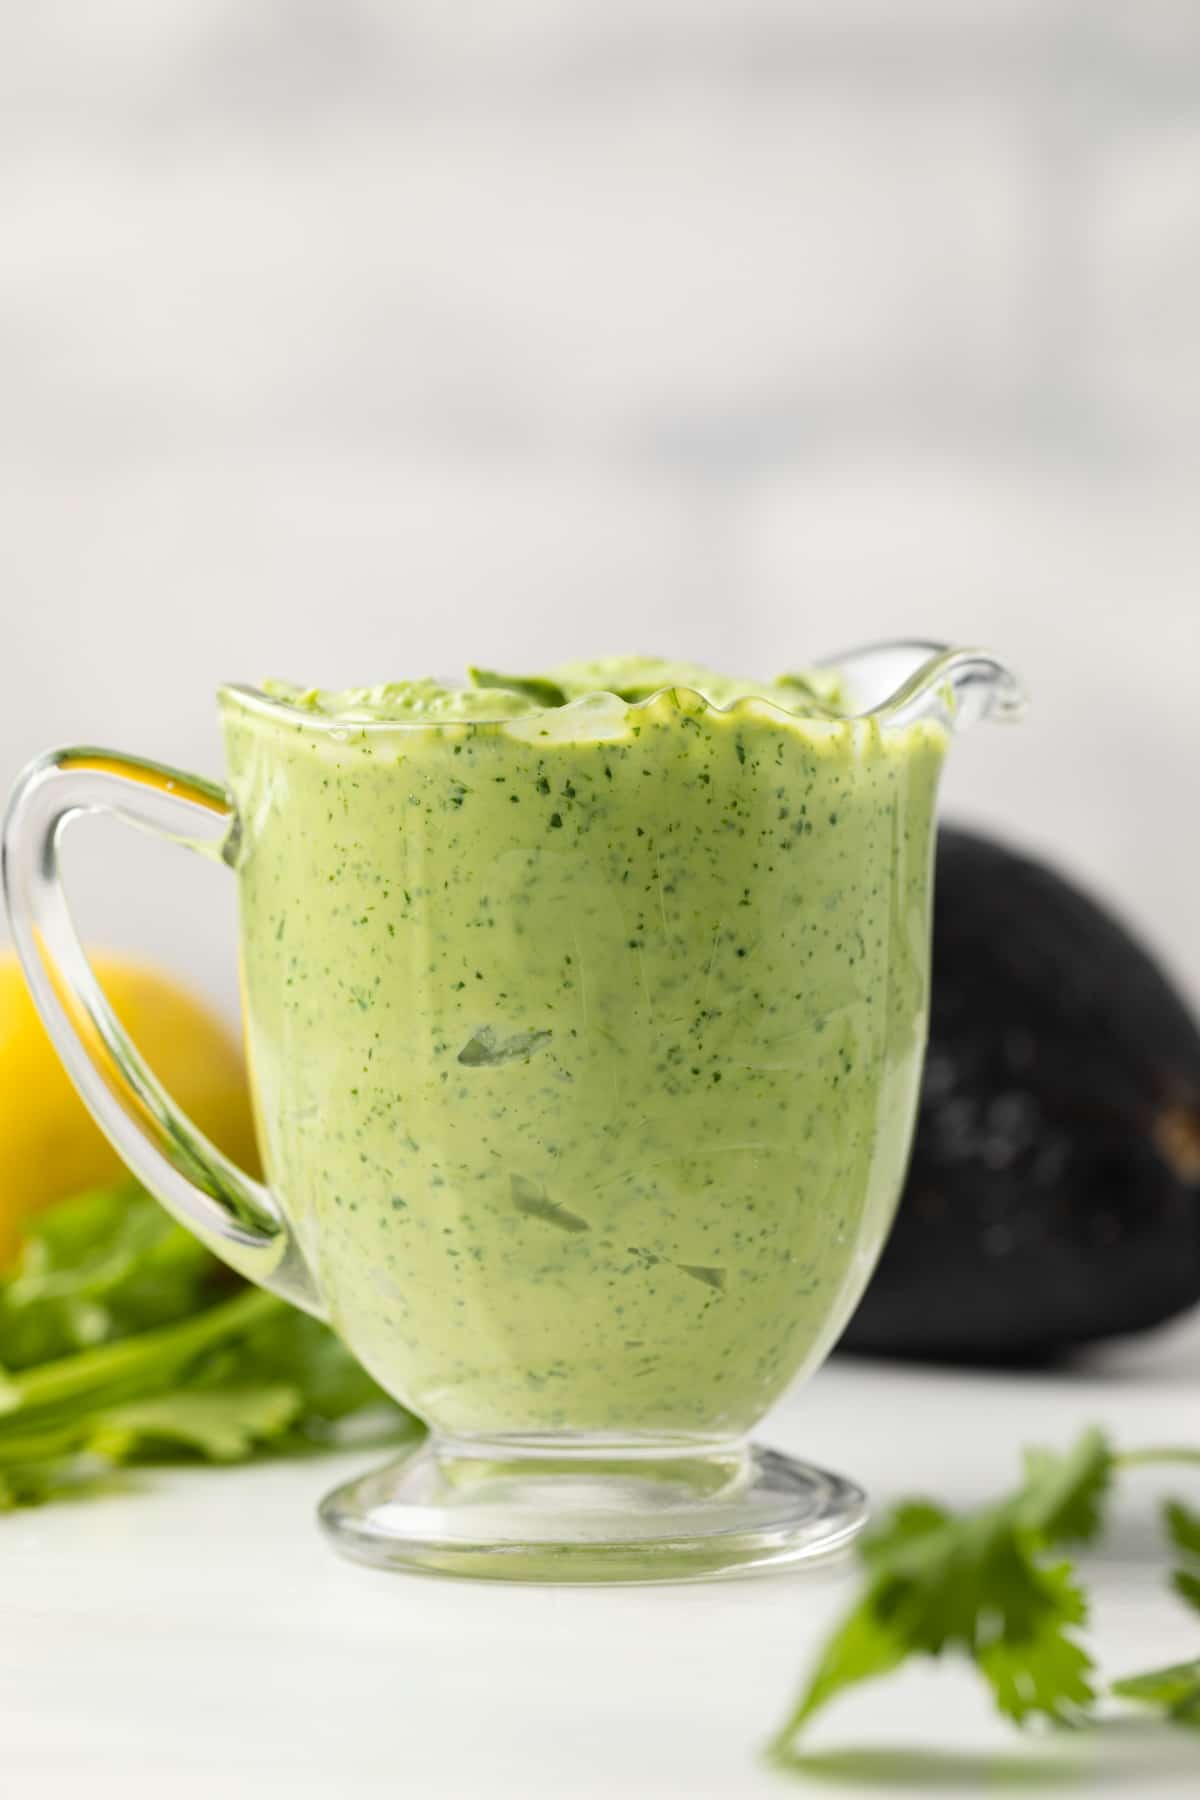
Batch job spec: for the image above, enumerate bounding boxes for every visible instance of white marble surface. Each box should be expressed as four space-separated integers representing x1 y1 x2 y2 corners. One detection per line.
7 1315 1200 1800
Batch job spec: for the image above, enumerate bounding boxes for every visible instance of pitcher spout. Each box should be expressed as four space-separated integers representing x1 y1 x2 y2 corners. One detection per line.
825 640 1027 732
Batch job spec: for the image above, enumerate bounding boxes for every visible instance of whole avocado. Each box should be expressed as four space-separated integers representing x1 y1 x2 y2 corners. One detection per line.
842 828 1200 1363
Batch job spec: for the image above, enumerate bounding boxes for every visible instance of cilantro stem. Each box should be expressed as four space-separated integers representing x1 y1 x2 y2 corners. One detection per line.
0 1287 279 1437
1116 1449 1200 1470
0 1421 91 1464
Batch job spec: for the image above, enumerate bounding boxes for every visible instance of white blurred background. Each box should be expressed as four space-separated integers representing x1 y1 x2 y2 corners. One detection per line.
2 1 1198 1016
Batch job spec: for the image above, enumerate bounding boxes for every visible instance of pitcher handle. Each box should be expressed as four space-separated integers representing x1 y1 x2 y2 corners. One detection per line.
1 747 325 1317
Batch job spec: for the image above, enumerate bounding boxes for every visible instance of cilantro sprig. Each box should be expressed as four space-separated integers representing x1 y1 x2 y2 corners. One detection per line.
0 1184 421 1509
770 1431 1200 1761
1110 1497 1200 1729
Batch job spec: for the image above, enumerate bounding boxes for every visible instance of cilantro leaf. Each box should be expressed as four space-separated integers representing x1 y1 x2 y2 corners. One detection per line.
1161 1498 1200 1617
859 1499 951 1566
1174 1572 1200 1615
0 1183 420 1510
975 1559 1095 1724
1105 1500 1200 1726
0 1184 223 1371
772 1601 909 1742
0 1285 279 1430
769 1431 1112 1756
1112 1660 1200 1729
90 1384 303 1463
0 1456 98 1511
467 668 568 708
1017 1428 1112 1544
1166 1499 1200 1560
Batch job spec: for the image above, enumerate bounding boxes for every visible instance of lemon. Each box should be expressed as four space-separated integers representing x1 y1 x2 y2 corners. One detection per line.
0 950 260 1267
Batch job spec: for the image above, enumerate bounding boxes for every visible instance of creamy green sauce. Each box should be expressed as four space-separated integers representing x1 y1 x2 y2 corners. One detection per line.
225 659 945 1439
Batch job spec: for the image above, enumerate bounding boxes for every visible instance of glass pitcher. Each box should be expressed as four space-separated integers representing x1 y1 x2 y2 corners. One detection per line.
1 643 1023 1581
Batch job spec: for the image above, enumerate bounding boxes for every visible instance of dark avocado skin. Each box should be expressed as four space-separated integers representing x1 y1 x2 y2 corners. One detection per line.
840 828 1200 1364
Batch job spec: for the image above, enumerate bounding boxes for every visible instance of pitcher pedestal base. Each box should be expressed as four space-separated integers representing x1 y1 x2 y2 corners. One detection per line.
317 1438 867 1584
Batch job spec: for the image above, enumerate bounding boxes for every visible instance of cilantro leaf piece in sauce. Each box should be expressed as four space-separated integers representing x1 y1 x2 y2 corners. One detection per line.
457 1025 554 1067
509 1174 590 1234
466 668 568 708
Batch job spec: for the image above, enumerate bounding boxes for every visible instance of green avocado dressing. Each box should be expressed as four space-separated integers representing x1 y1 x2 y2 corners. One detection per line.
225 658 944 1438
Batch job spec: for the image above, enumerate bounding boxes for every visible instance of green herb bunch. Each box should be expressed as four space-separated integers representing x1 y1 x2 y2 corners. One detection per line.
0 1183 420 1509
